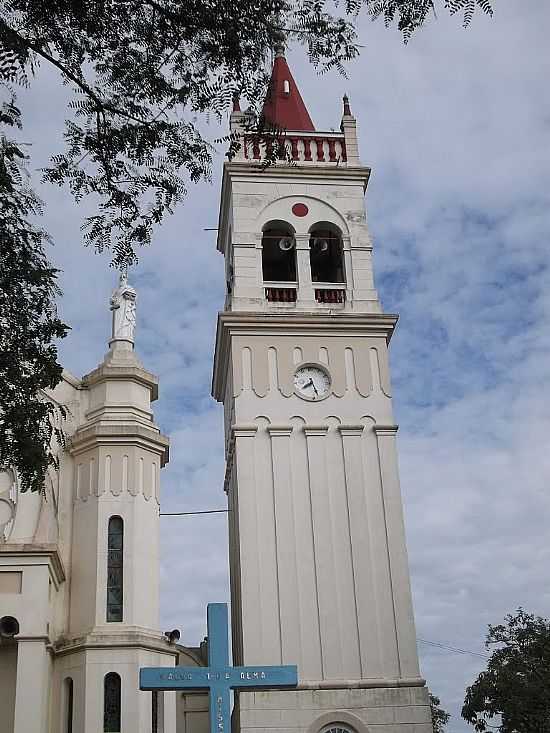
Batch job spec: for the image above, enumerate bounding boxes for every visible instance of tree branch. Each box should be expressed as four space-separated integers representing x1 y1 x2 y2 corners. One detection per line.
0 20 153 128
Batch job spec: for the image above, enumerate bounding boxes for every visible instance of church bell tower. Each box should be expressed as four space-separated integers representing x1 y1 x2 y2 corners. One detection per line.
212 46 432 733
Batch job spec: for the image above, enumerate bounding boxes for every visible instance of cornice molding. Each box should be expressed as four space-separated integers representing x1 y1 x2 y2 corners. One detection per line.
82 363 159 402
231 425 259 438
296 675 426 690
303 426 329 437
53 628 180 659
69 423 170 466
0 543 66 585
212 311 398 402
267 425 294 437
373 424 399 436
61 369 82 388
338 424 365 435
223 160 371 185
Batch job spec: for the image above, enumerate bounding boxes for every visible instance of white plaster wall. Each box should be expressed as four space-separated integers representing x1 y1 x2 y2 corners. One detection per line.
0 562 51 636
219 165 380 314
0 378 81 733
70 477 100 634
13 638 52 733
0 644 17 732
95 490 160 629
223 328 420 684
70 437 162 633
51 650 87 733
237 687 432 733
68 647 177 733
177 692 210 733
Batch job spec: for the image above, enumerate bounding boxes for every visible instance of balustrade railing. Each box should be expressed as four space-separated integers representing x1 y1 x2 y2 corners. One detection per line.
265 284 297 303
243 132 347 165
263 282 346 304
314 283 346 304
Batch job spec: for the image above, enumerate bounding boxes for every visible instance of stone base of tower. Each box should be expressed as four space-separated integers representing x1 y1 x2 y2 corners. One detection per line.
234 686 432 733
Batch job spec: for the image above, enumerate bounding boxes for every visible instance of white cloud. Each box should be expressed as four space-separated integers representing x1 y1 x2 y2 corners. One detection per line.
16 2 550 729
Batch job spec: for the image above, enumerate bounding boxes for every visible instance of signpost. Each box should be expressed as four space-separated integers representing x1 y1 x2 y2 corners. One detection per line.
140 603 298 733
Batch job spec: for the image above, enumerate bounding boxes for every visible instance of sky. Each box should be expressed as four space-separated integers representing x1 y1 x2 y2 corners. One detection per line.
15 2 550 730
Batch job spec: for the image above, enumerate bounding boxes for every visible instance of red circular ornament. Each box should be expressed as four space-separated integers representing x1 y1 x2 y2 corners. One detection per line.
292 203 309 217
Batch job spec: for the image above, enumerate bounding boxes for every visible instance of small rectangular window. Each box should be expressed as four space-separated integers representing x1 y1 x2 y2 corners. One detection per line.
0 571 22 594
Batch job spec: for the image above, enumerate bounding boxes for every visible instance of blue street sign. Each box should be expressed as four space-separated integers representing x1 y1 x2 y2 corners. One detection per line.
140 604 298 733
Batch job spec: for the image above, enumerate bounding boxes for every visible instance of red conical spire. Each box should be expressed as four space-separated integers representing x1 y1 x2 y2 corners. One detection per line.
261 44 315 131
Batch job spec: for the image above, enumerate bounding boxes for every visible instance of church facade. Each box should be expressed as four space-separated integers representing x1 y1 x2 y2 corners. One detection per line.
0 47 432 733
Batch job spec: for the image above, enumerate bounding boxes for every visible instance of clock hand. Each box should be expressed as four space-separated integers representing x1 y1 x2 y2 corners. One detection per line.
304 378 318 395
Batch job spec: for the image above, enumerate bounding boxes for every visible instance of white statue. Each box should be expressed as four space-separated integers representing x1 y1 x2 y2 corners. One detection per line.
110 270 137 343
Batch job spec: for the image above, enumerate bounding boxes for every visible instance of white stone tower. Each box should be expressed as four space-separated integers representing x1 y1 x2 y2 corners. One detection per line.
54 273 178 733
0 272 204 733
212 49 432 733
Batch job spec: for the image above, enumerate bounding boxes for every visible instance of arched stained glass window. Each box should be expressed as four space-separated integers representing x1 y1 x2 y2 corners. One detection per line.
104 672 121 732
322 726 355 733
107 516 123 622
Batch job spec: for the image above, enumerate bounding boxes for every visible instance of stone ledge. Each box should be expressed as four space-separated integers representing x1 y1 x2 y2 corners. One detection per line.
0 543 66 585
82 362 159 402
53 626 183 659
212 311 398 401
69 423 170 466
238 686 433 733
240 685 429 710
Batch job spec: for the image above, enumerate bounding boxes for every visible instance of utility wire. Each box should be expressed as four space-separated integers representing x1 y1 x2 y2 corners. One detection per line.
418 638 488 659
160 509 229 516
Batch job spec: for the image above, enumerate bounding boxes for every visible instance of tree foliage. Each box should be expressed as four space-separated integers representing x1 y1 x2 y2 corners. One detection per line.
0 0 492 491
0 93 69 492
430 694 450 733
462 609 550 733
0 0 493 268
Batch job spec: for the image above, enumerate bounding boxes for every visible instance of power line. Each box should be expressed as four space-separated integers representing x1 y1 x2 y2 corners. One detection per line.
418 638 488 659
160 509 229 516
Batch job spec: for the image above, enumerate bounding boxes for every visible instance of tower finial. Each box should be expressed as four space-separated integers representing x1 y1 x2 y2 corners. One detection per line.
273 29 286 58
232 93 241 113
343 94 352 117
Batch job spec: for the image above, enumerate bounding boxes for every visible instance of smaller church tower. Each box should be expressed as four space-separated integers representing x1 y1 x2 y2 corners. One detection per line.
56 273 178 732
0 272 183 733
213 45 433 733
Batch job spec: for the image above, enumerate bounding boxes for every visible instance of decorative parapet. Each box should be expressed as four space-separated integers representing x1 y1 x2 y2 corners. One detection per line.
239 130 348 165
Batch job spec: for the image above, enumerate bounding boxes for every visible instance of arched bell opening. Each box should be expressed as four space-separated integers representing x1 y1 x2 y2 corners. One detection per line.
261 221 297 283
309 223 345 284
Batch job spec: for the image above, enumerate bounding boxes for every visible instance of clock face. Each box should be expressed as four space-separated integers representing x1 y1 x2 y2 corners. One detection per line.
294 365 331 401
